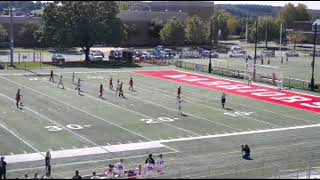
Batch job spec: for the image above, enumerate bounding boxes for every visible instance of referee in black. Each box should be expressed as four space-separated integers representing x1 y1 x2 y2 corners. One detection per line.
221 93 226 109
45 151 51 176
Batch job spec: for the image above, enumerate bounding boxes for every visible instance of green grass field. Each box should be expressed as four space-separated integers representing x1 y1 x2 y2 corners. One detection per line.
0 65 320 178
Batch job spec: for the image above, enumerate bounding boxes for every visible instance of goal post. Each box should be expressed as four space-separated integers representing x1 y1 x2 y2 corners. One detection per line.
245 62 284 89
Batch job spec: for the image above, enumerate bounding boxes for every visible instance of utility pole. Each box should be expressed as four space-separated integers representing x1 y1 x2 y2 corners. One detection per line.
208 1 214 73
279 23 283 64
253 19 258 81
9 2 14 67
265 19 268 49
245 14 248 43
311 22 318 91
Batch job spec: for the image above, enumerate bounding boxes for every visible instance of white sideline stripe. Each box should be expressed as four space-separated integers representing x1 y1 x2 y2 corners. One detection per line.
0 69 164 76
155 123 320 144
4 141 165 164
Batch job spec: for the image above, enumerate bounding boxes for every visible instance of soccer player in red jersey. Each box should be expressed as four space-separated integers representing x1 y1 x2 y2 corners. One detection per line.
109 77 113 91
99 84 104 98
16 89 21 108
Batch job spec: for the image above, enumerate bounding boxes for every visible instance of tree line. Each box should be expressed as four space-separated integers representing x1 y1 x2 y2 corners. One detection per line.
0 2 312 61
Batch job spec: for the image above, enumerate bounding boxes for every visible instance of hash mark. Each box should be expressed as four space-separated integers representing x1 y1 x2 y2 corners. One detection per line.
23 151 27 154
10 152 14 155
72 146 76 149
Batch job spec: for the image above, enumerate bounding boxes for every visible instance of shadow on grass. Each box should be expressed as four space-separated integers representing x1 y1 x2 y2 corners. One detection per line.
43 61 143 69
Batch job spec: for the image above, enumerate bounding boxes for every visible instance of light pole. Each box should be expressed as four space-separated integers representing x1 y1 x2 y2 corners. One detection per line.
7 3 15 67
279 23 283 64
208 2 214 73
311 19 320 91
253 18 258 81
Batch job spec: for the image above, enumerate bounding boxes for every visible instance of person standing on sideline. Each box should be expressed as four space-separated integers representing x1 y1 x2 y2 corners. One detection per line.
119 82 124 98
45 151 51 176
75 78 82 95
16 89 22 109
72 72 75 84
221 93 226 109
129 78 134 91
57 75 64 89
177 96 182 116
115 79 120 96
145 154 155 165
99 84 104 98
72 170 82 179
177 86 181 99
49 70 54 83
109 77 113 91
0 156 7 179
156 154 165 175
247 75 252 85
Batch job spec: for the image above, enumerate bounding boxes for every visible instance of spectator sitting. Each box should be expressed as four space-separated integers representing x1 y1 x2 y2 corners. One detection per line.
242 144 252 160
72 170 82 179
90 172 100 179
33 172 40 179
41 172 52 179
145 154 155 165
114 159 125 178
104 164 114 179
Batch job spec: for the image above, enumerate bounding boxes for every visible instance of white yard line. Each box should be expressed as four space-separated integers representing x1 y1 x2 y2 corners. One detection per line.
0 92 114 155
0 122 41 155
148 69 317 124
41 75 200 137
0 76 152 141
128 81 279 128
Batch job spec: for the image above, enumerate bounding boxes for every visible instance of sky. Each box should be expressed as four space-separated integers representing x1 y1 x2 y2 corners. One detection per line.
213 1 320 10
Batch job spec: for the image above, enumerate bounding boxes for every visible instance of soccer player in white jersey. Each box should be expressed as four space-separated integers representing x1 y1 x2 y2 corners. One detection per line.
144 162 155 179
57 75 64 89
156 154 165 175
114 159 125 178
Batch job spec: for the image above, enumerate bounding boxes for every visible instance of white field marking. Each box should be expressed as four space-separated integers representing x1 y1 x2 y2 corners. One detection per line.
107 143 111 146
45 75 200 137
4 141 166 164
23 151 27 154
72 146 76 149
83 145 88 148
10 152 14 155
107 72 241 131
60 147 64 150
13 140 311 175
131 82 279 128
118 142 122 144
0 69 165 77
7 151 177 173
0 118 41 155
49 148 53 151
0 93 114 155
155 123 320 144
146 70 315 125
0 76 152 142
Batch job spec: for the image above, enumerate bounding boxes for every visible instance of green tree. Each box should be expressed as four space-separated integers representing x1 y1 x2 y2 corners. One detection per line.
278 3 311 26
248 16 278 43
16 24 42 47
148 18 164 39
41 1 126 61
0 24 8 42
207 10 229 44
185 15 206 45
159 17 185 46
288 31 307 49
227 15 240 35
118 1 129 11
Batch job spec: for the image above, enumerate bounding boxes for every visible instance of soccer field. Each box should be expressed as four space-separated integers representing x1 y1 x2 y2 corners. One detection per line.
0 65 320 178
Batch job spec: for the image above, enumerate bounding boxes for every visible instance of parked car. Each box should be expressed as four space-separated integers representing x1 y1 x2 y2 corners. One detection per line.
201 50 219 58
51 53 65 63
89 52 104 61
91 50 104 58
109 50 122 60
310 50 320 57
229 50 246 58
285 51 299 57
260 49 275 57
